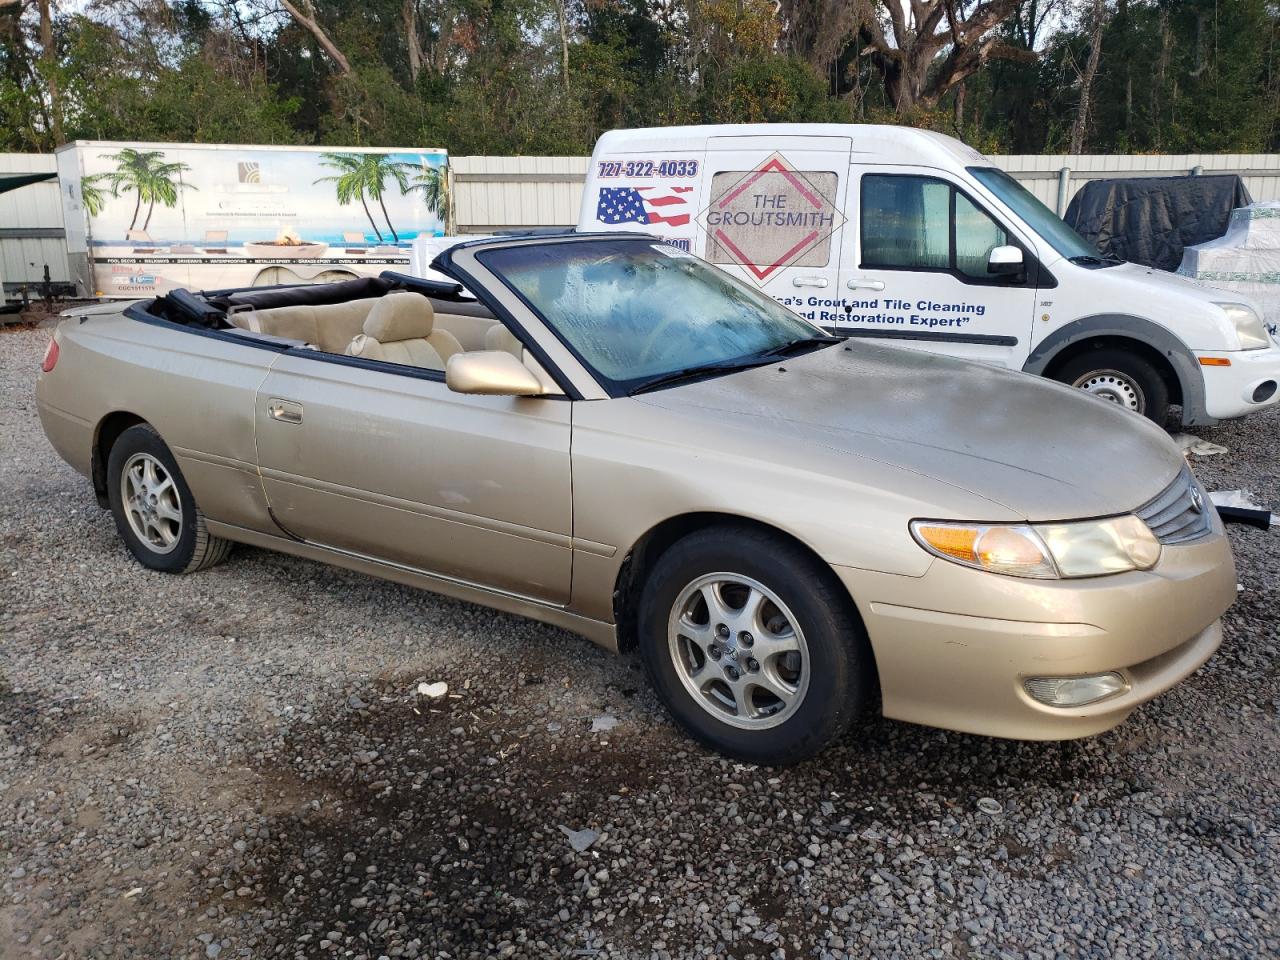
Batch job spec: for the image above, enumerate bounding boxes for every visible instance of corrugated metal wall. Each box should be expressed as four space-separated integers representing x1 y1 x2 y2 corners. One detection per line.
991 153 1280 212
453 153 1280 232
0 153 69 289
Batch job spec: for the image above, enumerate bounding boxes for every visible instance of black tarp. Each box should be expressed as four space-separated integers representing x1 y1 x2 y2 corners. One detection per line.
1064 175 1252 271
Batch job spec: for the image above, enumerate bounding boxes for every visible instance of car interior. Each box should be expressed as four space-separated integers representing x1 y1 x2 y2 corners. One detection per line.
142 273 531 375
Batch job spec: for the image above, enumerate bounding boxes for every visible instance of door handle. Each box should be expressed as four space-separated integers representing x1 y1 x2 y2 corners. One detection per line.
268 398 303 424
847 278 886 291
791 276 829 288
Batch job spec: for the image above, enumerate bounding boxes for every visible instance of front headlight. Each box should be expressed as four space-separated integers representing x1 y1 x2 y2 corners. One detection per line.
1216 302 1270 350
911 515 1161 579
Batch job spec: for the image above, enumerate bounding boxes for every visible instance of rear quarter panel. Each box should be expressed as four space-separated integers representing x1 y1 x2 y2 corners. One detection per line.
36 311 278 532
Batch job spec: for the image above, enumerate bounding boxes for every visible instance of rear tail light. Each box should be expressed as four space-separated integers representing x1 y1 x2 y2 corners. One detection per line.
41 337 60 373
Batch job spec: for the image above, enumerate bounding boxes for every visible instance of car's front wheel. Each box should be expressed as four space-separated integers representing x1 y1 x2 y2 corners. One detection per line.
638 526 873 765
106 423 233 574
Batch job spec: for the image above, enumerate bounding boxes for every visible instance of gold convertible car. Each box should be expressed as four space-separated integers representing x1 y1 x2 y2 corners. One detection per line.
36 234 1237 763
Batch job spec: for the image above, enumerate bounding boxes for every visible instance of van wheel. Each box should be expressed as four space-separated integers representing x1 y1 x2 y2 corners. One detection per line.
637 526 872 765
1054 348 1169 424
106 424 233 574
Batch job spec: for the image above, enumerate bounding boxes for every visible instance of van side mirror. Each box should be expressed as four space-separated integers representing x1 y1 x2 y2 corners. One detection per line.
987 245 1024 277
446 350 546 396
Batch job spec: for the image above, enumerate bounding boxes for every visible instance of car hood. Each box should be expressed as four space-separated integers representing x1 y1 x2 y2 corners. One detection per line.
634 342 1185 522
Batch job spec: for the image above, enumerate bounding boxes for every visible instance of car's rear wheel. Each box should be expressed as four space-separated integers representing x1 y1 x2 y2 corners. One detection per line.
637 526 872 765
106 424 233 574
1053 348 1170 425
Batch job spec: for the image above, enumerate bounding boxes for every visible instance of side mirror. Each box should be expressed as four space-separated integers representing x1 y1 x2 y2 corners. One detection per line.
446 350 546 396
987 245 1024 277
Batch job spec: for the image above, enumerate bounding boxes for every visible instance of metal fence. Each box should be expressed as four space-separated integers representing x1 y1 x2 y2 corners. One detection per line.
6 149 1280 290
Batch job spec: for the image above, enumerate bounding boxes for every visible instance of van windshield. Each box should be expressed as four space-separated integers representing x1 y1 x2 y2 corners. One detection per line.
968 167 1111 263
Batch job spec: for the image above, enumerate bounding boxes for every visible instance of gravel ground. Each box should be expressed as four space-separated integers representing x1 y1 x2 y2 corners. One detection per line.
2 321 1278 960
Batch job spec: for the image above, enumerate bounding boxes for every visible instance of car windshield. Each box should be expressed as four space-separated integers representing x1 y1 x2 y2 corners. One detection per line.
476 238 826 393
968 167 1110 263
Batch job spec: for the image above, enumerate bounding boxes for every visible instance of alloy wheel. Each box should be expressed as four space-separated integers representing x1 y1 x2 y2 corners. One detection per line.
667 573 810 730
121 452 183 554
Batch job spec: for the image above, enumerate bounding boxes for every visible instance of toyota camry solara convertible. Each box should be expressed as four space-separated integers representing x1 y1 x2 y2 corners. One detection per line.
36 233 1237 763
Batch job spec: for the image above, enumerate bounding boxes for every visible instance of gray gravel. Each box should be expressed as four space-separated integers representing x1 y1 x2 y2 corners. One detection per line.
2 321 1278 959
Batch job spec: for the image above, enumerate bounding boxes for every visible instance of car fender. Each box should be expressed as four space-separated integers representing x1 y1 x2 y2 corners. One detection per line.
1023 313 1211 426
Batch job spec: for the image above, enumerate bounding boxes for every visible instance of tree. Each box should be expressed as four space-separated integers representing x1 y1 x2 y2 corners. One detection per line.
854 0 1034 114
1068 0 1108 155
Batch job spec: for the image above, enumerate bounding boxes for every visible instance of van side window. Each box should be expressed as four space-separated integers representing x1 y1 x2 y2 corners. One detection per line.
861 174 1012 282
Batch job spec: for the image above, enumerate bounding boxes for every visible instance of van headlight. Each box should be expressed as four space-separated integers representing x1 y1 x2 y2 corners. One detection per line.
910 515 1161 579
1216 303 1270 350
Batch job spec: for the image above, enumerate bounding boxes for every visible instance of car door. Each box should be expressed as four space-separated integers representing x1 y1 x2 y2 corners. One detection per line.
253 352 573 605
835 165 1040 368
697 135 852 311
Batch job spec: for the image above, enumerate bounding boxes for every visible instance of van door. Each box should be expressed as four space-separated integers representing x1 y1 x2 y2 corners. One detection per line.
836 165 1039 368
697 136 852 311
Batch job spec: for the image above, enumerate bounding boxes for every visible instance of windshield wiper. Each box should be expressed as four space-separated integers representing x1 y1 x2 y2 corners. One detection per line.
629 358 763 395
755 334 843 359
628 335 842 396
1068 254 1125 267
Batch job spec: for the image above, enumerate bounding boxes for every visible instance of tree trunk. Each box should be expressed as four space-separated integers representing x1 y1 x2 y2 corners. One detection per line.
1069 0 1107 155
129 193 141 232
277 0 352 74
403 0 423 85
144 201 156 231
37 0 62 144
554 0 570 93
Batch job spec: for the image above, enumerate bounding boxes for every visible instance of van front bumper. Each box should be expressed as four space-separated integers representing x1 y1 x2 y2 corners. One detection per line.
1196 347 1280 420
835 529 1236 740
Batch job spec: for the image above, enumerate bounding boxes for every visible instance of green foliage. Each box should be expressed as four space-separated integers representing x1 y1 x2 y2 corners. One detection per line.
0 0 1276 156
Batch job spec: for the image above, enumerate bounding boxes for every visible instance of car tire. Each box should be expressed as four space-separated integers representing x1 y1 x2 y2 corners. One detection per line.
637 525 873 765
106 423 233 574
1054 348 1170 425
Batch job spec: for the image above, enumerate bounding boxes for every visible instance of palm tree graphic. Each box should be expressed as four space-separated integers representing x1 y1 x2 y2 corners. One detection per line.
400 159 450 226
79 172 115 217
316 153 412 242
316 153 383 242
102 149 195 233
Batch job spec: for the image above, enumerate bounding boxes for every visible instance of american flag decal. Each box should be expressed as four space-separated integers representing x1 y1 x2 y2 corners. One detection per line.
597 186 693 227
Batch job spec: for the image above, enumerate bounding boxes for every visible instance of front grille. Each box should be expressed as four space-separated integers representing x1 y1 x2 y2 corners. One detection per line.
1135 467 1213 545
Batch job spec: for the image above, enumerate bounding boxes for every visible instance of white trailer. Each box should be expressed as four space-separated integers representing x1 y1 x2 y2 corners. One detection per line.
55 141 449 298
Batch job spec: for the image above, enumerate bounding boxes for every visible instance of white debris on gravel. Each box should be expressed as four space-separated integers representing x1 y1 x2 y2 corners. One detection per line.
589 714 619 733
2 324 1279 958
557 825 602 853
416 680 449 698
1173 432 1230 456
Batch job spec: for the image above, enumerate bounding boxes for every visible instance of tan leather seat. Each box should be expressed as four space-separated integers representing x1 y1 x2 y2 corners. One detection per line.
345 292 464 369
484 323 525 359
233 298 381 352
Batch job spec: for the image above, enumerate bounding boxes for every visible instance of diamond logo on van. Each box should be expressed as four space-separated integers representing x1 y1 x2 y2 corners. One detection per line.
697 153 845 284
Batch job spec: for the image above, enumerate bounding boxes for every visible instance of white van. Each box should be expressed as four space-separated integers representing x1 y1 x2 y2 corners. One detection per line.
578 124 1280 426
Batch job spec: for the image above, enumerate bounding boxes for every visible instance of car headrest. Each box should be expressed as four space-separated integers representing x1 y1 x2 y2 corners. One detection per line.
364 292 434 342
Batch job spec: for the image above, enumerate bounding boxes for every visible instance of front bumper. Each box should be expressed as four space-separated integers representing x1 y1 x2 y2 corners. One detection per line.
1196 347 1280 420
835 529 1236 740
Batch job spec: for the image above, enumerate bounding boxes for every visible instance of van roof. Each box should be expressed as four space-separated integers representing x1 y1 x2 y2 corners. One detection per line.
592 124 991 171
